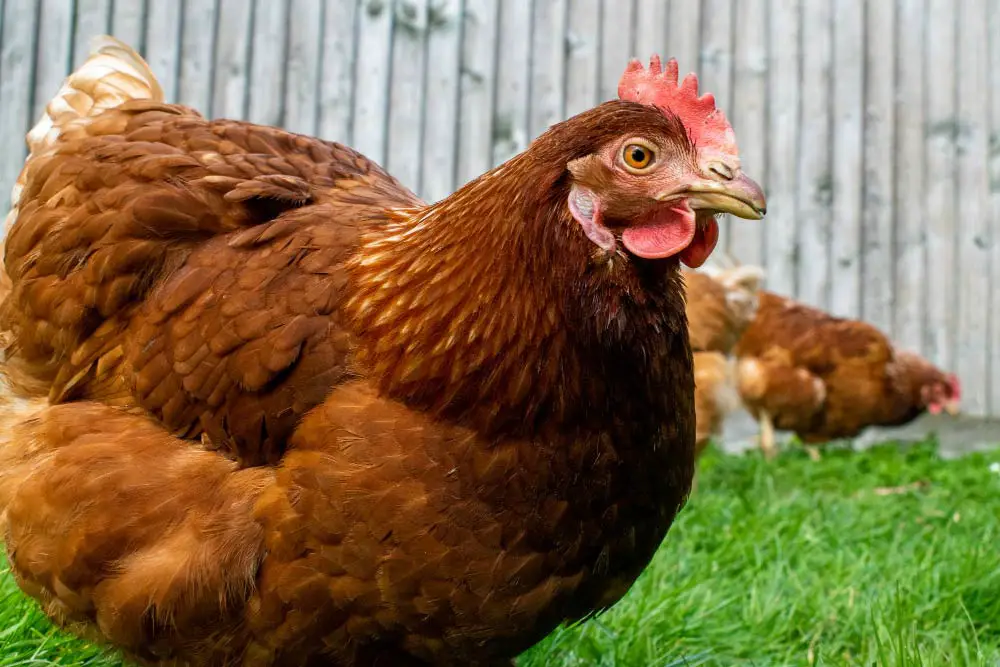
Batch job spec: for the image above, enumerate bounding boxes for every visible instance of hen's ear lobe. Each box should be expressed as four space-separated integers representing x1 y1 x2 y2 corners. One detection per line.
568 186 615 253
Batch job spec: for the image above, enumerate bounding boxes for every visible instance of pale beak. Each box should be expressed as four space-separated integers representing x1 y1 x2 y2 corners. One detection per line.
943 399 961 416
659 171 767 220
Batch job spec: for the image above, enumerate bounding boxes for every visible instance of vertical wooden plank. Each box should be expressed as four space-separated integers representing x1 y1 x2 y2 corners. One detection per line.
211 0 252 120
796 1 833 308
420 0 462 203
317 0 358 145
353 0 395 167
283 0 323 136
923 0 957 369
528 0 567 138
564 0 599 118
989 0 1000 413
763 0 801 296
0 0 37 213
698 0 735 252
33 0 75 120
597 0 633 102
727 0 767 267
666 0 700 76
698 0 733 111
143 0 182 101
632 0 666 63
73 0 112 67
860 0 895 332
455 0 498 186
829 0 864 318
246 0 287 127
111 0 146 50
492 1 532 165
385 0 428 192
893 0 926 353
177 0 218 112
954 0 990 414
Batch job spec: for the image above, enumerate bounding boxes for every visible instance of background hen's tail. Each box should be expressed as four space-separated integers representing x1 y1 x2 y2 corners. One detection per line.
5 36 161 239
698 262 766 334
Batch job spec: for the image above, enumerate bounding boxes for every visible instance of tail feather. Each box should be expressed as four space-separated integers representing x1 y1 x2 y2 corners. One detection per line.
699 263 766 334
25 36 162 155
6 36 161 238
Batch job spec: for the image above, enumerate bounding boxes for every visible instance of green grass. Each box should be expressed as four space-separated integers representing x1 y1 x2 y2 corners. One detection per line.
3 440 1000 666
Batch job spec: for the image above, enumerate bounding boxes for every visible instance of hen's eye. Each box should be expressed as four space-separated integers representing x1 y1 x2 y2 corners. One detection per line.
622 143 655 171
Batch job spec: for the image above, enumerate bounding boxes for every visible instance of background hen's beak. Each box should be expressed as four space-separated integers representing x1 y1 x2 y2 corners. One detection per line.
683 172 767 220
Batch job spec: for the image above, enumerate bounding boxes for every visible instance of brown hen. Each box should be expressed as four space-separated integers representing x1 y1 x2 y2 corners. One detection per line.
734 290 961 460
0 39 765 666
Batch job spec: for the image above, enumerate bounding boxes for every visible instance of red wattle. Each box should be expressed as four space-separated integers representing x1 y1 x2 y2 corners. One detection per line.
620 207 696 260
620 207 720 268
680 218 720 269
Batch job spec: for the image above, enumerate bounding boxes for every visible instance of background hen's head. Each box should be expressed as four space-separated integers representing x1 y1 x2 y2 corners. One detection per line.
919 371 962 417
554 56 766 269
895 350 962 416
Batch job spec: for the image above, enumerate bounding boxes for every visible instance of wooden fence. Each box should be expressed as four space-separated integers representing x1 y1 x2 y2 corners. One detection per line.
0 0 998 416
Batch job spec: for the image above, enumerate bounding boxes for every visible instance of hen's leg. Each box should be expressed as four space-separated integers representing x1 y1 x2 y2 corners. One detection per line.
758 410 777 460
799 435 827 462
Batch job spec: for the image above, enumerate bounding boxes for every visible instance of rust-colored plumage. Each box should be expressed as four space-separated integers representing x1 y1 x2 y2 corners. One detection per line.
734 290 961 458
0 41 764 665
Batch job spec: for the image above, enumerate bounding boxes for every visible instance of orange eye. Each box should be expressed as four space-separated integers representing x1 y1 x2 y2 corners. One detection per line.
622 143 655 171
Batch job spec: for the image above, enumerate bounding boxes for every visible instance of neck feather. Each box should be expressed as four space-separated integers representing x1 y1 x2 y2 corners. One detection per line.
344 153 691 438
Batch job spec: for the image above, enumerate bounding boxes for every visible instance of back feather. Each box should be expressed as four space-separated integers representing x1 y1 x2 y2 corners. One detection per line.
0 36 161 407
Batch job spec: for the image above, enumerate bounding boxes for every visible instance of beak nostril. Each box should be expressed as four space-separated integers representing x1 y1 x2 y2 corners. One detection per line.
709 165 734 181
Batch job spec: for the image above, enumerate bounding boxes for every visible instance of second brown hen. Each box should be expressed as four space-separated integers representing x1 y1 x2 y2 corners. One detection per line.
734 291 961 459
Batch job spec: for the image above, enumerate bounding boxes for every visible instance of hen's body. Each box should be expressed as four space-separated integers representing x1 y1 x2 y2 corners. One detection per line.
0 40 698 666
734 290 958 455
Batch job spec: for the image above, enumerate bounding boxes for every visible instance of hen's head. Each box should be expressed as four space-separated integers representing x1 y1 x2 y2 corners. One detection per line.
921 373 962 416
556 56 765 268
895 351 962 416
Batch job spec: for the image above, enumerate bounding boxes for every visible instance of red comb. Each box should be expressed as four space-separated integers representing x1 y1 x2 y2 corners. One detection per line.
618 55 738 160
